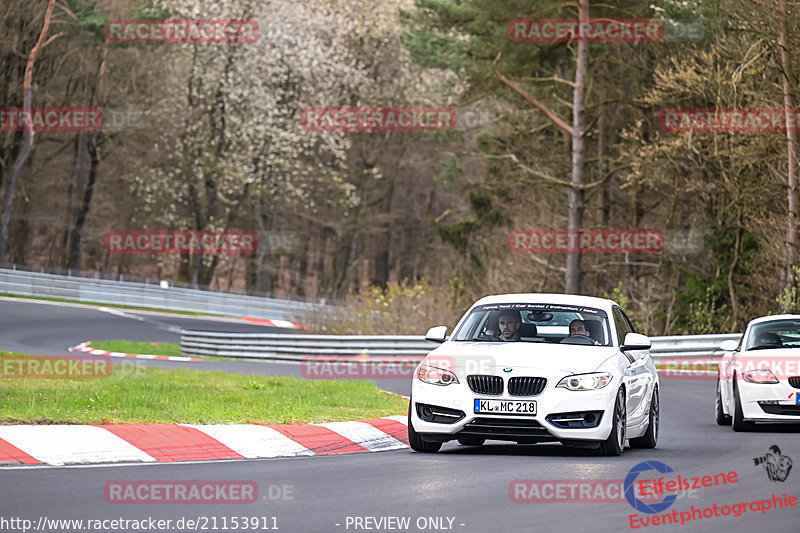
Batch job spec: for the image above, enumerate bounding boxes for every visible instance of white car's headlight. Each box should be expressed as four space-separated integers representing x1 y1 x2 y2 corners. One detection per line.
742 369 779 384
556 372 612 391
417 365 459 386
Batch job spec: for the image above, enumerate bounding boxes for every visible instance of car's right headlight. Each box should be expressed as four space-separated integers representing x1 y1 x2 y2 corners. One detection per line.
417 365 459 386
556 372 612 391
741 369 779 384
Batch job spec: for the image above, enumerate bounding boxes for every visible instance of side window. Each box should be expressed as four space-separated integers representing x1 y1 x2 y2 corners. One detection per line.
612 307 633 346
619 308 636 333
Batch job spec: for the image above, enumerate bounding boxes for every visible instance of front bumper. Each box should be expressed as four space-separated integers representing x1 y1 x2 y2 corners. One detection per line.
739 380 800 422
410 375 618 444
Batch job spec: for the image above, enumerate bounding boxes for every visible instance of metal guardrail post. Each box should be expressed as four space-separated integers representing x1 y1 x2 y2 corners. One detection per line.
0 267 326 320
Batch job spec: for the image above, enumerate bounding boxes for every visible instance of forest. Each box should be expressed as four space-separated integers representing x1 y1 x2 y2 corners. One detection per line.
1 0 799 334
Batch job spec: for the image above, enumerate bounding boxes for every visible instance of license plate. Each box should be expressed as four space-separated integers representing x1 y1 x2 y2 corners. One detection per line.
474 399 537 415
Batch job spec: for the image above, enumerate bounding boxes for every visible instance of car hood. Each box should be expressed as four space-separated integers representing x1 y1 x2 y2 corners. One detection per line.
424 341 618 375
738 347 800 376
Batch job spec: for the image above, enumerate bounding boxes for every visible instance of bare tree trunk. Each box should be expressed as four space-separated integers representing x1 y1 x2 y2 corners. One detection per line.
596 100 605 290
68 47 107 270
565 0 589 294
0 0 57 263
728 224 741 327
779 0 798 303
68 138 100 269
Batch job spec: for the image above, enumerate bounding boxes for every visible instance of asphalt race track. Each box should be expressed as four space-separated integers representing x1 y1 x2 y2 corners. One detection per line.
1 298 798 533
0 297 411 393
0 297 286 354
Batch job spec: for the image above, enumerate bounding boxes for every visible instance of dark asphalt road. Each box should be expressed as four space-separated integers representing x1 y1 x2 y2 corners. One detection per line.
0 298 798 533
0 298 409 390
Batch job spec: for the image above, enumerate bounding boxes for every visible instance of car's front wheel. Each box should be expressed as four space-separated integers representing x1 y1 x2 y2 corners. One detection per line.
715 376 731 426
597 387 626 456
408 399 443 453
630 386 658 449
731 376 754 432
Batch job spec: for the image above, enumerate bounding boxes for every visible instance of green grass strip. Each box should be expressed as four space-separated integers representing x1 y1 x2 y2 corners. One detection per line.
0 352 407 425
91 340 183 358
89 340 236 362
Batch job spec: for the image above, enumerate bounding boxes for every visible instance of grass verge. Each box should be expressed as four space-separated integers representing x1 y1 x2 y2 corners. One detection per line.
91 340 183 358
89 340 233 362
0 352 407 424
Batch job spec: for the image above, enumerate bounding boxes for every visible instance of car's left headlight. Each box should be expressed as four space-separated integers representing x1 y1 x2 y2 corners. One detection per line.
742 369 779 384
556 372 612 391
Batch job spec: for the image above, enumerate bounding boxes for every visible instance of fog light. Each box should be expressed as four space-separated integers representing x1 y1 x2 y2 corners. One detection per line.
422 406 433 419
584 413 596 424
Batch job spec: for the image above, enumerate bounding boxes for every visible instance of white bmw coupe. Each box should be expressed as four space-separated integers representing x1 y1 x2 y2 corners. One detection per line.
716 314 800 431
408 293 659 456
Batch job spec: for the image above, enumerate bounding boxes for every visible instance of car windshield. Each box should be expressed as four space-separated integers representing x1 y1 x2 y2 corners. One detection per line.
452 303 611 346
746 320 800 350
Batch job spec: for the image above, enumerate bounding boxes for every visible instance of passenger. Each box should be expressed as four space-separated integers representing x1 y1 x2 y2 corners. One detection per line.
498 311 522 342
569 319 600 345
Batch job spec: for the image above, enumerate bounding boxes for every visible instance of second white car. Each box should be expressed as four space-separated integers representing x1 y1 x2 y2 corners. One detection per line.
716 314 800 430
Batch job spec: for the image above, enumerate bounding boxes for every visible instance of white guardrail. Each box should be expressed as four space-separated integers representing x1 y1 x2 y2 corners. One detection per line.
0 268 321 320
180 331 742 362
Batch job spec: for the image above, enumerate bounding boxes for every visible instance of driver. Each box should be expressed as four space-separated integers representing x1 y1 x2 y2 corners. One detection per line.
569 319 600 345
498 311 521 342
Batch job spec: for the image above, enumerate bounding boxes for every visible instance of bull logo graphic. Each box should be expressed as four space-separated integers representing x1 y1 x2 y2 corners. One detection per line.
753 445 793 482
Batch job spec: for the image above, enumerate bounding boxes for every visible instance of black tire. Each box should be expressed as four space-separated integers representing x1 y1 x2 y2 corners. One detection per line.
731 376 754 432
715 376 731 426
457 436 485 446
630 386 659 449
408 400 442 452
597 387 626 456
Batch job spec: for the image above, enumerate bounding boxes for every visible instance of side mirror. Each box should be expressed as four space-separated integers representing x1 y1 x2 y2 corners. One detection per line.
719 340 739 352
425 325 448 343
621 332 651 351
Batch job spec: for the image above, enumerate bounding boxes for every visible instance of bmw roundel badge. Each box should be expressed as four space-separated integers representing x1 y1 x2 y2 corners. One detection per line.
503 367 512 372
